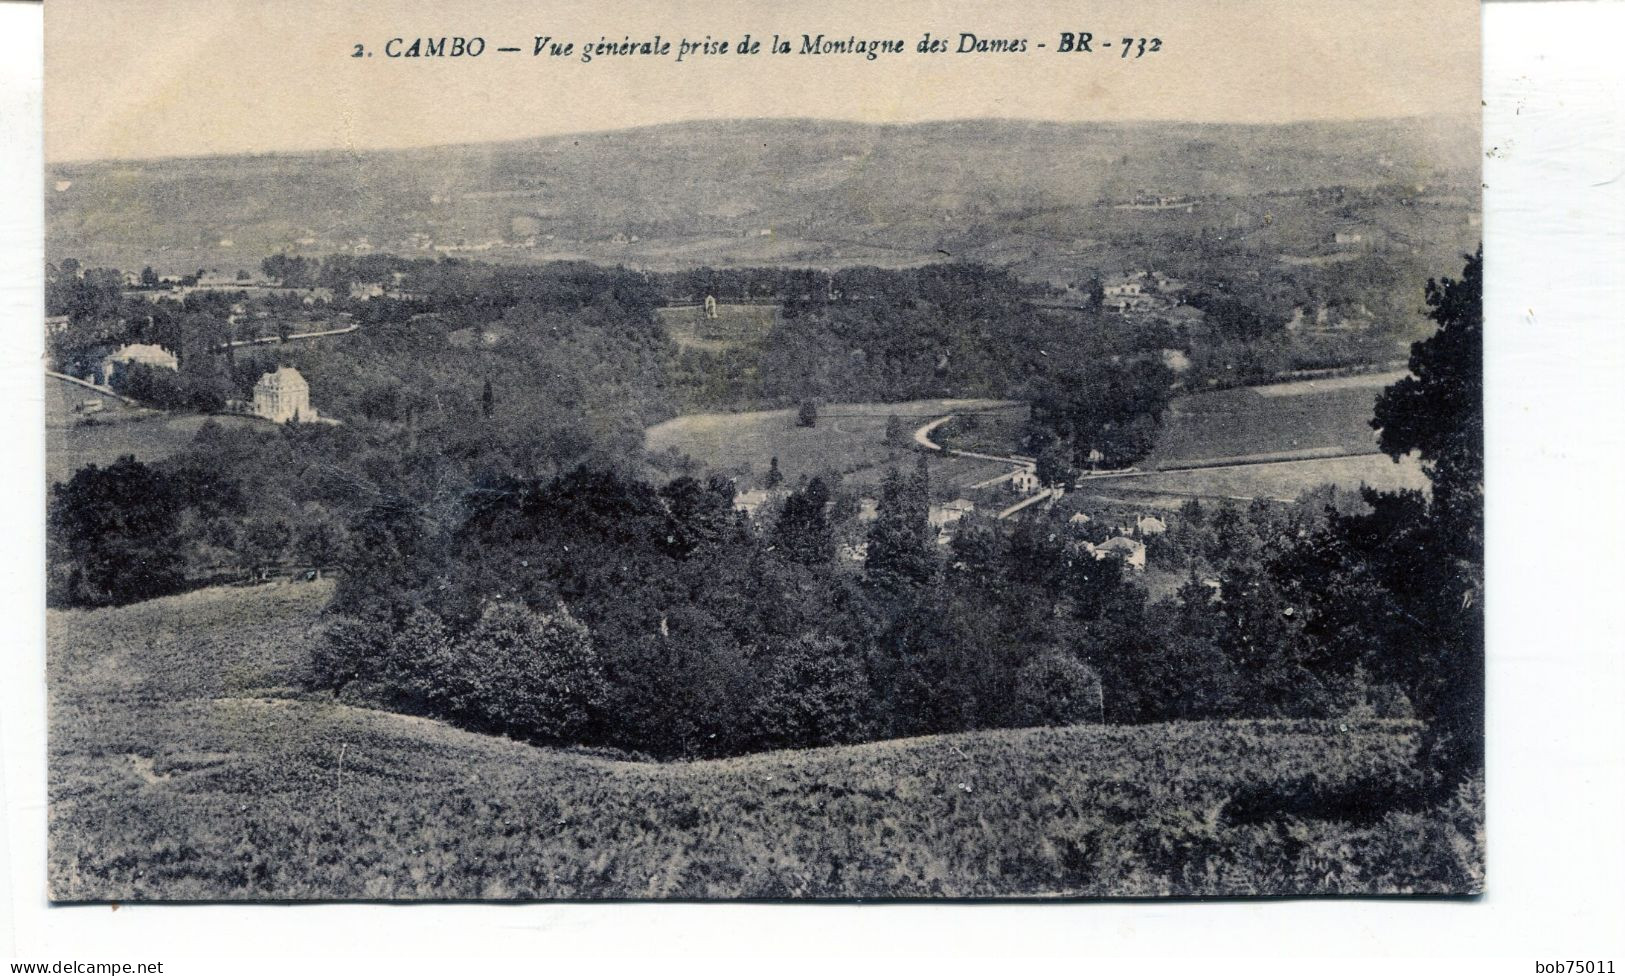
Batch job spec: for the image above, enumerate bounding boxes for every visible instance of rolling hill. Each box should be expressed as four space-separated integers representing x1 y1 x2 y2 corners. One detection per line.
47 116 1479 281
49 579 1482 900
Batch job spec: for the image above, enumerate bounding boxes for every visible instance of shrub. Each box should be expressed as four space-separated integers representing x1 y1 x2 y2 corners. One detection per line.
748 634 872 750
450 603 607 743
308 608 393 692
883 414 907 447
372 606 462 715
1013 650 1104 727
322 602 608 746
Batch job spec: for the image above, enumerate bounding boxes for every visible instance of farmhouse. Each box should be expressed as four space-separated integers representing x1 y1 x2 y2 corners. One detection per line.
1103 276 1144 299
1089 536 1147 571
929 498 977 546
733 488 778 518
100 343 178 384
1137 515 1168 536
1102 275 1161 314
928 498 976 530
252 366 318 423
198 270 253 288
1010 469 1040 494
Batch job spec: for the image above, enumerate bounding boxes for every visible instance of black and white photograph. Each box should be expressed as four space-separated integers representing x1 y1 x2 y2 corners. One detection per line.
37 0 1488 901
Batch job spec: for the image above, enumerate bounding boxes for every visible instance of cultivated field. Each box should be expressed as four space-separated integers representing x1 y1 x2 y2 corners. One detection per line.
48 582 1482 900
646 399 1023 492
45 376 263 484
1146 371 1406 468
916 372 1428 506
1082 453 1429 506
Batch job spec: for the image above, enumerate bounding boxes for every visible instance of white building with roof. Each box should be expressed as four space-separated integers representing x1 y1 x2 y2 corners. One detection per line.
1088 536 1147 571
733 488 782 519
928 498 976 530
252 366 317 423
1010 469 1040 494
100 343 178 384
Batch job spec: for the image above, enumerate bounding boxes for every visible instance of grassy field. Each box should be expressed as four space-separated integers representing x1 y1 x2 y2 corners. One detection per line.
656 303 779 352
49 583 1482 900
46 375 263 485
924 372 1426 506
1146 371 1406 468
646 399 1022 492
931 408 1031 461
1080 453 1429 506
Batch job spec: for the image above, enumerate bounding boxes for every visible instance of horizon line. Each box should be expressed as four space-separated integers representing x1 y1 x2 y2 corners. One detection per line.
46 109 1481 168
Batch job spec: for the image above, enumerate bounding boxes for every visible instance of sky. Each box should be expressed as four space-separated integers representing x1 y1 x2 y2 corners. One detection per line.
46 0 1481 163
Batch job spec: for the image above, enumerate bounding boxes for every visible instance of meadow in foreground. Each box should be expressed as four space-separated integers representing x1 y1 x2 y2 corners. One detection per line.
48 582 1482 900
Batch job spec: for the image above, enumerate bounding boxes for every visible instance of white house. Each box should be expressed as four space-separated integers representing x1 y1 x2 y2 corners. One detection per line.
1089 536 1147 571
100 343 178 384
252 366 317 423
928 498 977 546
928 498 976 530
1136 515 1168 537
1010 469 1040 494
733 488 779 518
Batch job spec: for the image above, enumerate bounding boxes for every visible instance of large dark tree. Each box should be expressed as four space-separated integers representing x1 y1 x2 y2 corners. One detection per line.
1307 248 1484 789
1027 354 1174 469
772 477 835 565
1372 247 1484 562
865 466 933 590
47 457 190 607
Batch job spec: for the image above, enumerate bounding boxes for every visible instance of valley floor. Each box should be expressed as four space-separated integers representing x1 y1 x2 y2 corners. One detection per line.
48 582 1482 900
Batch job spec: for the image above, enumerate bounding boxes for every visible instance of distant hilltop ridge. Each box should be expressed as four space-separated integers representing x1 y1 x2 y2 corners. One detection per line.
47 115 1479 277
47 113 1480 167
